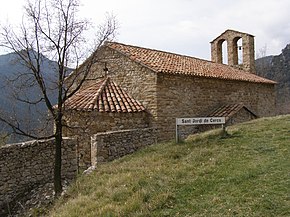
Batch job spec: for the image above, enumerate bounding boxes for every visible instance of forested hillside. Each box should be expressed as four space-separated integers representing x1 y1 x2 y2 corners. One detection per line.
256 44 290 114
0 51 72 142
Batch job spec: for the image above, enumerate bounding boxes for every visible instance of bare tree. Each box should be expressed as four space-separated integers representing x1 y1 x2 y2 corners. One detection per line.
0 0 117 196
256 44 268 59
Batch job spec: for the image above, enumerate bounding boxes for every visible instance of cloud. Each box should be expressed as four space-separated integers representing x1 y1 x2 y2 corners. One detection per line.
1 0 290 58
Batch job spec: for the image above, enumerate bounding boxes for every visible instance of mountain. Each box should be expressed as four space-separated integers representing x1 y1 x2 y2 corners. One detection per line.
256 44 290 114
0 51 72 142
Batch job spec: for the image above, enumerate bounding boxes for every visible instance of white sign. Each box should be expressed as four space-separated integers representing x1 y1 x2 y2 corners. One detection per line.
176 117 225 126
175 116 226 143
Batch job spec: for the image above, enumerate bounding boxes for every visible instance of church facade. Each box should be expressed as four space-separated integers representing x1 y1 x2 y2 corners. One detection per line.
64 30 276 167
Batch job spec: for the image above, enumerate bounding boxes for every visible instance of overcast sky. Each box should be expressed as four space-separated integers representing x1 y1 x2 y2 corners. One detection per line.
0 0 290 60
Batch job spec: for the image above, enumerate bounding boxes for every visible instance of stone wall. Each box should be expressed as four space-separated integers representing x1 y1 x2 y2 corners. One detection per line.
0 138 77 215
156 73 276 141
64 110 151 169
91 128 157 164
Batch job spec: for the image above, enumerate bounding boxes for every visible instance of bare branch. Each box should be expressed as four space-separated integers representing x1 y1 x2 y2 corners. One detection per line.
0 112 54 140
64 14 118 100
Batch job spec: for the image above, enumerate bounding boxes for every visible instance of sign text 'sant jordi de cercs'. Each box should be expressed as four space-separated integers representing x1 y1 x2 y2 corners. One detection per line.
176 117 225 126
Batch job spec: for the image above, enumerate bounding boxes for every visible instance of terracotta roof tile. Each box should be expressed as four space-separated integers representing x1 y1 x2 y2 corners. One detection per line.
106 42 276 84
65 77 146 112
208 103 257 121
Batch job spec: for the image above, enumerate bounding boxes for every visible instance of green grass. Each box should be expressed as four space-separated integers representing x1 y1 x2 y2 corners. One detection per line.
49 115 290 217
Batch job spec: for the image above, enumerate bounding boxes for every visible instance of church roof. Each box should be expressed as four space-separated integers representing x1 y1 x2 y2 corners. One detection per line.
106 42 276 84
65 77 146 112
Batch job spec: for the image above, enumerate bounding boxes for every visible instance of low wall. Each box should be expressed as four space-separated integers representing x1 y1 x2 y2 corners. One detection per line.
0 138 77 215
64 110 151 169
91 128 157 164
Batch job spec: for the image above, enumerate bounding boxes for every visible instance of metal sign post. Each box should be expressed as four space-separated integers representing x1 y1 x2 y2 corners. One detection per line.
176 117 226 143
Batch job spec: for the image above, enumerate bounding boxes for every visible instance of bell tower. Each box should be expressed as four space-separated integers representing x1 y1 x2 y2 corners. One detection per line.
210 29 255 73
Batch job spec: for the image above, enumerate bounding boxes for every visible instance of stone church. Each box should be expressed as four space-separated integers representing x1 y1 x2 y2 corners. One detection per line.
64 29 276 167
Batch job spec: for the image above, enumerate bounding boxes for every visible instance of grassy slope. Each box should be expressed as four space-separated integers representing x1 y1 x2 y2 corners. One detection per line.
50 116 290 217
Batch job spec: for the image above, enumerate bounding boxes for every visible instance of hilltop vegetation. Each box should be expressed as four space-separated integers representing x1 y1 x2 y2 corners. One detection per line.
46 115 290 217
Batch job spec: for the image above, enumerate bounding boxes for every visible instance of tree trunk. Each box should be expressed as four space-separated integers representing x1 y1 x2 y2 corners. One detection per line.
54 120 63 197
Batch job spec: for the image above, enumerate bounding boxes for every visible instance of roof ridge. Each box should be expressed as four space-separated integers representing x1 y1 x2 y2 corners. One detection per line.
112 80 125 112
90 77 110 110
107 81 118 112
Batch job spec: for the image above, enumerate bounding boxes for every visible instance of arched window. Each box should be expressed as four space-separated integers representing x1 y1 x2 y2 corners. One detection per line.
233 37 243 65
217 39 228 64
221 40 228 64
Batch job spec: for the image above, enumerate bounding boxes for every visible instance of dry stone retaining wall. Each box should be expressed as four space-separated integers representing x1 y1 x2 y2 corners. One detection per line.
0 138 77 215
91 128 156 164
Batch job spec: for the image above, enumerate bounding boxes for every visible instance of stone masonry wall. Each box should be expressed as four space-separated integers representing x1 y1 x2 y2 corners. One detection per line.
63 111 150 169
156 73 276 141
91 128 156 164
0 138 77 215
